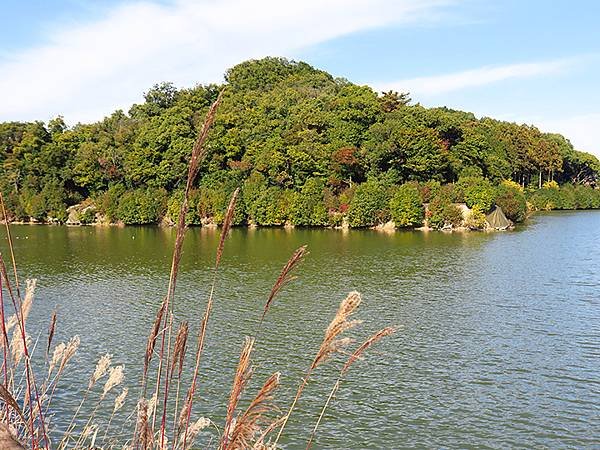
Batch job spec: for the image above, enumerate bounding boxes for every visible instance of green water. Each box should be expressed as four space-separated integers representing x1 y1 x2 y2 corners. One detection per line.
2 211 600 448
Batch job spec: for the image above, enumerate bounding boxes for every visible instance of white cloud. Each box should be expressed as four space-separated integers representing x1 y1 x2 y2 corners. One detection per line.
536 114 600 158
377 59 574 96
0 0 453 123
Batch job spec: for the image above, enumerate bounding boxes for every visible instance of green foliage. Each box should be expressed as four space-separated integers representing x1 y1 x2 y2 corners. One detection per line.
441 204 464 228
457 176 496 211
528 184 600 211
0 57 599 226
418 180 441 203
167 190 202 225
495 181 527 222
347 179 390 227
464 205 487 230
116 188 167 224
543 180 559 190
98 184 126 222
428 189 464 229
78 207 97 225
290 178 328 226
389 183 424 227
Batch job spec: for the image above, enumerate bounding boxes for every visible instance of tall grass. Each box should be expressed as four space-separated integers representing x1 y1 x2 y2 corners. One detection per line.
0 93 395 449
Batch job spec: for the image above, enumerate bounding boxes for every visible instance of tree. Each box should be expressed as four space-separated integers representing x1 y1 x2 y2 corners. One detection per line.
389 183 424 227
290 178 328 226
379 91 410 113
347 179 390 227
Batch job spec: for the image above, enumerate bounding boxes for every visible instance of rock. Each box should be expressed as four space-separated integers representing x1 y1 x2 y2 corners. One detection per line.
373 220 396 233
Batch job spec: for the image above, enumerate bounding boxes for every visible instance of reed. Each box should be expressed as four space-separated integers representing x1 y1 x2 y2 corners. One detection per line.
45 311 56 359
225 372 280 450
274 291 362 445
0 243 49 449
222 337 255 449
261 245 307 324
154 92 225 450
305 327 397 449
180 187 239 449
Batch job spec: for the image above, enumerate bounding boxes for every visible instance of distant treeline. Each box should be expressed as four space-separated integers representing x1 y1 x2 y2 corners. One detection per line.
1 57 599 228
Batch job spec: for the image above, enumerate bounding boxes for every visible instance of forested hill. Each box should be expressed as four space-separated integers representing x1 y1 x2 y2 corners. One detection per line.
1 57 599 227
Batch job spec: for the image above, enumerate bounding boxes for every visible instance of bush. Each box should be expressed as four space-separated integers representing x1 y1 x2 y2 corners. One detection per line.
442 204 464 227
428 192 463 229
389 183 424 227
457 176 496 211
529 183 562 210
495 181 527 222
250 187 294 226
347 179 390 227
573 186 594 209
117 188 167 224
290 178 328 226
529 183 600 211
574 185 600 209
167 189 202 225
197 187 228 224
21 190 46 222
542 180 559 190
78 207 97 224
98 184 126 222
464 205 487 230
41 181 67 222
418 180 441 203
559 185 577 209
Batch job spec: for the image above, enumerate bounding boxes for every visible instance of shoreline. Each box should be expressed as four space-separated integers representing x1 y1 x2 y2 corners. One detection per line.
2 208 598 232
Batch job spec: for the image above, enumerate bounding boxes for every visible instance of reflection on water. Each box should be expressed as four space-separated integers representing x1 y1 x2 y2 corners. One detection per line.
2 211 600 448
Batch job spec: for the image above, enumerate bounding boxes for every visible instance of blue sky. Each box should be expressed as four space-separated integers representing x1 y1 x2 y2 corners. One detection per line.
1 0 598 156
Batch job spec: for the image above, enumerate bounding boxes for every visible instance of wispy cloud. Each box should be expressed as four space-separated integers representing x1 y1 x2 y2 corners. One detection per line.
377 58 577 96
0 0 455 123
536 113 600 157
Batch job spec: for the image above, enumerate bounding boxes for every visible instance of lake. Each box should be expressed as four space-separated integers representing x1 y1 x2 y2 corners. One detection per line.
2 211 599 448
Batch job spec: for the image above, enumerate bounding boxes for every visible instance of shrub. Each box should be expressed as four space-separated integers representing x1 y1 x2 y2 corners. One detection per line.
117 188 167 224
495 181 527 222
21 190 46 222
559 184 577 209
442 204 464 227
457 176 496 211
573 185 594 209
574 185 600 209
41 181 68 222
529 184 562 210
465 205 487 230
78 207 97 224
389 183 424 227
501 179 523 192
0 191 25 222
428 193 463 229
290 178 328 226
542 180 559 190
98 184 126 222
250 187 294 226
197 187 228 224
347 179 390 227
167 189 202 225
418 180 441 203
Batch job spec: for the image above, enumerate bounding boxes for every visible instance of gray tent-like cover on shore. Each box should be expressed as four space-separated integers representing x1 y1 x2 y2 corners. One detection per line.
486 206 512 230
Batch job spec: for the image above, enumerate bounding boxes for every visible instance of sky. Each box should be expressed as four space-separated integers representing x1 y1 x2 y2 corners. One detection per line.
0 0 598 156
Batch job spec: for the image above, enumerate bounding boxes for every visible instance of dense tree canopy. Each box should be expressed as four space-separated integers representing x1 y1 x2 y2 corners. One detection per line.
1 57 598 227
